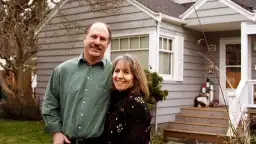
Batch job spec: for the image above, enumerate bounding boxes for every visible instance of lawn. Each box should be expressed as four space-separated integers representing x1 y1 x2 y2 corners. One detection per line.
0 119 165 144
0 119 52 144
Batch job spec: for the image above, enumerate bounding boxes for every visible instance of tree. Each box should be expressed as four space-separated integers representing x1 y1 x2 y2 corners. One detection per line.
0 0 50 94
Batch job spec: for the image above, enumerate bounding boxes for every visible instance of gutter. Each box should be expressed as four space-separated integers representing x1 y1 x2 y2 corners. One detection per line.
154 13 162 132
153 12 186 132
160 13 187 25
254 10 256 22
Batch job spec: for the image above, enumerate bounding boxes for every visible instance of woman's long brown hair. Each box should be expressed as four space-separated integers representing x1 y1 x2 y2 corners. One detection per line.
112 54 149 100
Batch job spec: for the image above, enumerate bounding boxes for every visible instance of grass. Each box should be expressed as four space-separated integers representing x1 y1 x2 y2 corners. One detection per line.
0 119 165 144
0 119 52 144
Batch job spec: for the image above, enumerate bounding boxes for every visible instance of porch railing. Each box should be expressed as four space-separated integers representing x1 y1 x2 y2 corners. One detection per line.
228 80 256 136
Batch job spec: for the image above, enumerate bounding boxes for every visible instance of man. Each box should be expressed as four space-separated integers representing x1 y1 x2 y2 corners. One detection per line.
42 22 113 144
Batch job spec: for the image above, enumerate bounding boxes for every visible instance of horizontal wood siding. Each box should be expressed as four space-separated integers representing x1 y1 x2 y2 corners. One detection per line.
186 0 248 26
158 21 204 123
204 31 240 101
36 0 156 106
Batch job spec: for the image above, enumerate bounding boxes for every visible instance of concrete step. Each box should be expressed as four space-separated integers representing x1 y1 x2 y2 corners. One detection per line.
163 129 227 142
181 107 228 119
169 121 227 135
175 114 229 126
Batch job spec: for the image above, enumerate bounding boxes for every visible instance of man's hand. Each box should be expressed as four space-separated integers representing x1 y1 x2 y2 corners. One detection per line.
53 132 71 144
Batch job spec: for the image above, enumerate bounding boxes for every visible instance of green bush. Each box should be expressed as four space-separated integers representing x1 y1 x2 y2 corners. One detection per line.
144 69 168 109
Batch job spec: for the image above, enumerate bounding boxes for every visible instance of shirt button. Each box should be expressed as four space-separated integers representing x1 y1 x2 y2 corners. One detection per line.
87 77 90 80
78 126 81 129
83 101 86 104
85 89 88 91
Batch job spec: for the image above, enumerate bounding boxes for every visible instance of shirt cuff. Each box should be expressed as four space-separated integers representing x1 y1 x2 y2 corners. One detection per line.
44 123 62 134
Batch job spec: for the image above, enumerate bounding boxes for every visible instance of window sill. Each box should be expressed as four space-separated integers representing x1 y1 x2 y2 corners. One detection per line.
159 74 183 83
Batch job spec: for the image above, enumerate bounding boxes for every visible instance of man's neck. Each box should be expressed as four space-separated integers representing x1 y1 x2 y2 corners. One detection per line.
83 53 103 65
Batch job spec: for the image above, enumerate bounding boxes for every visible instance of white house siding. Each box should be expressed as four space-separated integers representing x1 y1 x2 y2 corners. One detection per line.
157 21 204 123
204 31 240 100
252 35 256 79
36 0 157 106
186 0 248 26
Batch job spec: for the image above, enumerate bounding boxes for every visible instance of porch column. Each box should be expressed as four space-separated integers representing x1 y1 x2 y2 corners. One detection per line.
241 22 249 80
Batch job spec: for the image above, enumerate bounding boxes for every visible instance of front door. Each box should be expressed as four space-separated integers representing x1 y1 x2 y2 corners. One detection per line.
219 38 241 106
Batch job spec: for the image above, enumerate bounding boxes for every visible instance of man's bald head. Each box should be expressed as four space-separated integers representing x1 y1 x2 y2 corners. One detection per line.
84 22 112 43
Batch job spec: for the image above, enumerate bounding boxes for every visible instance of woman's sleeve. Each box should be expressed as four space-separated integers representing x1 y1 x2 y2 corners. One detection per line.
123 97 151 143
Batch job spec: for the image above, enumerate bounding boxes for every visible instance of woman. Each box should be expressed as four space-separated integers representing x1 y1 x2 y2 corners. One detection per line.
105 54 151 144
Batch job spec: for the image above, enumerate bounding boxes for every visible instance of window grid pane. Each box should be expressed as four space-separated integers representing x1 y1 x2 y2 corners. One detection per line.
159 51 171 74
140 36 149 49
168 39 172 51
130 37 139 49
111 39 119 51
163 38 167 50
120 38 129 50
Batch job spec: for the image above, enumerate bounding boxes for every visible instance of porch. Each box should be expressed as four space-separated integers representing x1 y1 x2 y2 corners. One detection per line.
164 21 256 142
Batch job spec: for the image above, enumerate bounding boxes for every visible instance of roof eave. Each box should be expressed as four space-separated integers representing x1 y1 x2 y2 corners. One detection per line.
179 0 256 22
35 0 69 35
161 13 187 25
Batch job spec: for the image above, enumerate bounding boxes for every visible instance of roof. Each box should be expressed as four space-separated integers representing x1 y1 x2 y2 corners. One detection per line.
179 0 255 21
232 0 256 12
136 0 187 17
180 0 256 12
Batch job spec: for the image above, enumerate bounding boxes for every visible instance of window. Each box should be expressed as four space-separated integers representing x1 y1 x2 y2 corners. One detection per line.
110 35 149 51
159 37 173 75
110 35 149 69
158 35 184 81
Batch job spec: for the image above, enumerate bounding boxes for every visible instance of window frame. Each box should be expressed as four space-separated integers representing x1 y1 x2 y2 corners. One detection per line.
110 35 149 52
158 35 175 80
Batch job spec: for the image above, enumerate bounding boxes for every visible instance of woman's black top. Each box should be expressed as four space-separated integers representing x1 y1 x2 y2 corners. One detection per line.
104 90 151 144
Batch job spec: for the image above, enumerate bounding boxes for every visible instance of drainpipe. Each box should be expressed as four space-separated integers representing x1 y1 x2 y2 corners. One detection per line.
254 10 256 22
154 13 162 132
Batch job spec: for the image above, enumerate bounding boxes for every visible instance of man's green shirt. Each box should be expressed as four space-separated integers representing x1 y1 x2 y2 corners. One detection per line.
42 54 112 138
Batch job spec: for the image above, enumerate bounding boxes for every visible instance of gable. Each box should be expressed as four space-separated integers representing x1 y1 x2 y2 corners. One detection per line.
37 0 157 34
38 0 156 37
180 0 255 22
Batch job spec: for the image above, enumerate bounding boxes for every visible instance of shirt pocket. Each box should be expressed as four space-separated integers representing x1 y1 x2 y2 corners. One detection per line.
93 85 111 105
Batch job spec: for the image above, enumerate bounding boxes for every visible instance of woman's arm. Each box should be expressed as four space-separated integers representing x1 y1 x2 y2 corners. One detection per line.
122 96 151 144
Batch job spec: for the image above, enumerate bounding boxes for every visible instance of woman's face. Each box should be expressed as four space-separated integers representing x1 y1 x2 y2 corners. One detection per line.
113 60 134 91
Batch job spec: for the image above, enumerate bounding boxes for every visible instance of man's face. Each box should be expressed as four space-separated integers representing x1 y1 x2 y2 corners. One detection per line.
83 23 110 58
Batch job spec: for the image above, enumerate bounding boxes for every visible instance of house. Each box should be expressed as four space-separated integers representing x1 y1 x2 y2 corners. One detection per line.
36 0 256 142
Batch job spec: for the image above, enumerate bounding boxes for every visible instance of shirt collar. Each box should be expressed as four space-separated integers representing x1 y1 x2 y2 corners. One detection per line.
78 53 107 68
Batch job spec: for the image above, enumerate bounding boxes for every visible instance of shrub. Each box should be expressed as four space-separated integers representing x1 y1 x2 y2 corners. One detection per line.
144 69 168 110
0 89 42 120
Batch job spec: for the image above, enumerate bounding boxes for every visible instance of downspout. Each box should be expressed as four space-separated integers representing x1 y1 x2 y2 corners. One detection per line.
155 13 162 132
254 10 256 22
